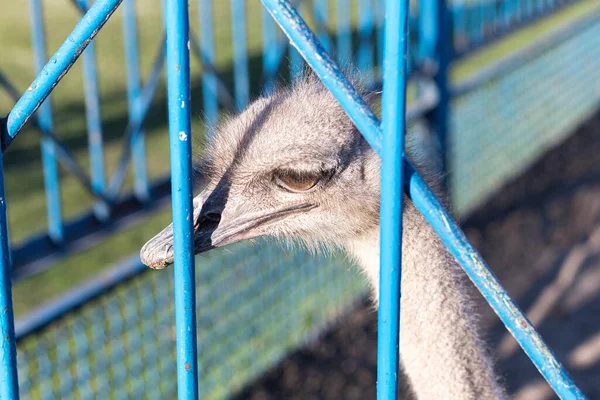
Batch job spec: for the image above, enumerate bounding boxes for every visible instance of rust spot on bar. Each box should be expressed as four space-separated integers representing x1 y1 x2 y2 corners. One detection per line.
520 319 527 329
185 363 191 370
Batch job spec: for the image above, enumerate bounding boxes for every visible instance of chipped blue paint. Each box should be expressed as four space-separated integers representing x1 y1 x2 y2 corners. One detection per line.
259 1 587 398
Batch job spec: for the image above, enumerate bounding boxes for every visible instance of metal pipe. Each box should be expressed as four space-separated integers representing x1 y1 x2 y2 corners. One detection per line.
3 0 123 149
122 0 150 202
165 0 199 398
377 0 409 396
335 0 351 65
73 0 109 219
357 0 374 78
262 7 278 93
199 0 219 129
29 0 64 243
0 151 19 399
231 0 250 110
313 0 332 51
259 1 586 397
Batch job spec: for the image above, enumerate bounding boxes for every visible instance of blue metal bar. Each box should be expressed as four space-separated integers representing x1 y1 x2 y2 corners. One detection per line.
29 0 64 243
165 0 199 398
335 0 351 65
81 43 109 218
418 0 438 63
122 0 150 202
405 164 587 400
0 151 19 399
73 0 109 220
289 46 303 81
259 1 586 397
433 0 451 184
357 0 374 76
313 0 332 51
3 0 123 149
376 0 385 69
199 0 219 129
231 0 250 110
262 6 279 93
377 0 409 396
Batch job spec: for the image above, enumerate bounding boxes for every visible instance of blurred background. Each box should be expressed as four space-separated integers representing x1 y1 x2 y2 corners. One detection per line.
0 0 599 399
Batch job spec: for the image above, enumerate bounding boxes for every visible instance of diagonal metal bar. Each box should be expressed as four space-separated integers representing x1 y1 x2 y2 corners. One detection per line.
0 70 112 206
259 1 587 398
3 0 124 151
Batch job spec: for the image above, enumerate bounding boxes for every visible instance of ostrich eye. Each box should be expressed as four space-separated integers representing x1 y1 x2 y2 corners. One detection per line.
275 169 321 192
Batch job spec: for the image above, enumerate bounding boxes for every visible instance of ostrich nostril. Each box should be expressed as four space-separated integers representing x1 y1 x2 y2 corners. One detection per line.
195 211 222 232
205 212 221 223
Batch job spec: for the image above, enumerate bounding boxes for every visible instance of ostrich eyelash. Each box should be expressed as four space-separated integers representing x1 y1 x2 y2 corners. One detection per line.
273 168 335 193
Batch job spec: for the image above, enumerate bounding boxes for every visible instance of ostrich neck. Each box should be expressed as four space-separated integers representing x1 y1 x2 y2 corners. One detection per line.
344 206 505 400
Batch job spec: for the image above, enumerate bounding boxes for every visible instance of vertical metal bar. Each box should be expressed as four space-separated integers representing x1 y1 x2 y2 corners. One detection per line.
73 0 109 220
29 0 63 243
262 6 279 93
357 0 374 77
377 0 409 397
81 41 109 218
231 0 250 110
122 0 150 202
336 0 351 64
418 0 438 64
289 46 303 81
375 0 385 70
199 0 219 129
0 149 19 399
166 0 199 398
71 0 110 217
314 0 332 51
433 0 450 186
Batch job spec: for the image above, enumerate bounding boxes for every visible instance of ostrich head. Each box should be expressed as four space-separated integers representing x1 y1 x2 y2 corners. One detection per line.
140 75 506 400
141 76 383 269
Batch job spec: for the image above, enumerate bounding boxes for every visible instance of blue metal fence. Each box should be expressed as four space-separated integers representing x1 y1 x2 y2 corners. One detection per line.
0 0 597 398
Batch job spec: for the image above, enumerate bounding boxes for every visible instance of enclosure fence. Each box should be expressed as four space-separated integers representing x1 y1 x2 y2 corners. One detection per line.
0 0 597 398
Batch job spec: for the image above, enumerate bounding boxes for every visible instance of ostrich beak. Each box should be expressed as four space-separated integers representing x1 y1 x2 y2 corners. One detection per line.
140 189 315 269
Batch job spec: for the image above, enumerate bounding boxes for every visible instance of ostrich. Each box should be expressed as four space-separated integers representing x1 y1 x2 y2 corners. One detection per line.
140 75 506 399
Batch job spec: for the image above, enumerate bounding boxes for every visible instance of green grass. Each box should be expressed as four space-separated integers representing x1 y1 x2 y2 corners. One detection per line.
0 0 597 317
